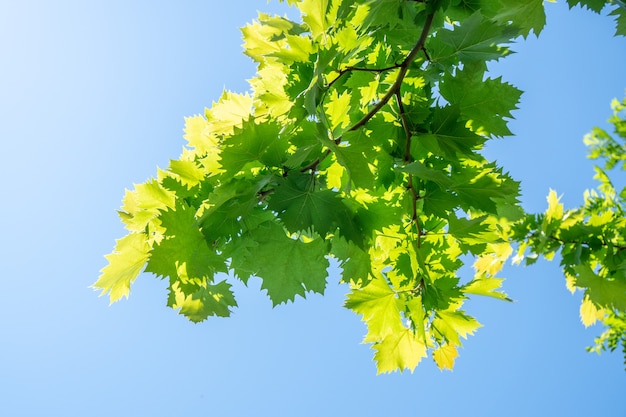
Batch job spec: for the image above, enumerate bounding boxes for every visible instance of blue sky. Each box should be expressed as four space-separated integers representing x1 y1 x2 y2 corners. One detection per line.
0 1 624 416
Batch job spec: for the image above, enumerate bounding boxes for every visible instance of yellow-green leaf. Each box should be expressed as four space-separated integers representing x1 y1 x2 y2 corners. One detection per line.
580 296 605 327
345 274 404 343
373 328 428 374
433 344 459 371
325 89 352 132
546 189 563 222
94 233 150 303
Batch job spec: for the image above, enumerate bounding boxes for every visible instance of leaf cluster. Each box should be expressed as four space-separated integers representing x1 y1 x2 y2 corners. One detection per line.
95 0 626 373
513 96 626 365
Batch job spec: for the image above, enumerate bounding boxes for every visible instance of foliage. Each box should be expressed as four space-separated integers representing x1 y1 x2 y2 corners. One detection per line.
514 96 626 367
94 0 626 373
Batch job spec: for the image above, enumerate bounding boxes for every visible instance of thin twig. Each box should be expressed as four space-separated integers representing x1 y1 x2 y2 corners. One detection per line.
348 12 435 132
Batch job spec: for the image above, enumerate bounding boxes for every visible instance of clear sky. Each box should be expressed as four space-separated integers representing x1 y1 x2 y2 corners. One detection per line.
0 1 624 416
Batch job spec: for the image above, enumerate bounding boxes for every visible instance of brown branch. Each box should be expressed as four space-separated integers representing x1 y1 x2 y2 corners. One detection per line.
299 11 436 174
348 12 435 132
395 86 422 247
326 64 402 89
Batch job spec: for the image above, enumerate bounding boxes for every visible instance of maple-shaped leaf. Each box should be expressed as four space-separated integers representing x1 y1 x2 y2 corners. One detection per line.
299 0 338 40
463 275 511 301
473 242 513 276
433 344 459 371
451 163 521 215
580 295 605 327
167 159 206 189
168 280 238 322
205 91 253 136
439 65 521 137
331 235 371 284
119 178 176 232
415 106 486 160
448 214 498 253
330 130 377 189
145 202 227 282
483 0 546 37
219 119 287 176
422 275 464 311
196 177 269 241
432 309 482 346
566 0 607 13
429 12 514 64
373 327 428 374
611 6 626 37
268 172 359 238
229 221 329 305
324 89 353 133
182 114 219 157
345 274 405 343
572 264 626 310
94 233 150 303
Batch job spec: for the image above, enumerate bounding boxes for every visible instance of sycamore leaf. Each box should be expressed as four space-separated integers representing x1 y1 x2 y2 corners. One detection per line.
329 130 377 189
611 6 626 37
439 66 522 137
268 172 359 238
473 242 513 276
118 178 175 233
416 105 486 159
205 91 253 136
183 114 220 157
331 235 371 284
566 0 607 13
169 280 238 322
580 295 605 327
546 189 564 222
429 12 514 64
433 344 459 371
299 0 335 39
145 202 227 282
373 327 428 374
219 119 286 176
572 264 626 310
345 274 404 343
483 0 546 37
325 89 353 132
168 159 206 189
94 233 150 303
229 221 329 305
432 310 482 346
463 276 511 301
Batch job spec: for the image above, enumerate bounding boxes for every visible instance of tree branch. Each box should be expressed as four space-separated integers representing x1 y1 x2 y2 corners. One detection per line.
348 12 435 132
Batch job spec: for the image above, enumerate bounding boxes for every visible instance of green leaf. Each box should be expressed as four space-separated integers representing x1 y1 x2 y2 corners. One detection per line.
417 105 486 159
145 202 227 282
94 233 150 303
463 276 511 301
429 12 514 64
439 65 522 137
268 172 359 238
330 130 377 189
484 0 547 37
432 310 482 346
229 221 329 305
345 274 404 343
572 264 626 310
373 328 428 374
168 280 238 322
219 119 286 176
331 235 371 284
566 0 607 13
